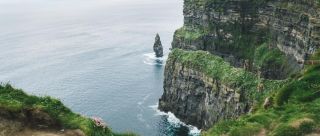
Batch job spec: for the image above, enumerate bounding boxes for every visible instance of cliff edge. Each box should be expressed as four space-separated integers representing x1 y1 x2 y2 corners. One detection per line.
159 0 320 135
0 84 135 136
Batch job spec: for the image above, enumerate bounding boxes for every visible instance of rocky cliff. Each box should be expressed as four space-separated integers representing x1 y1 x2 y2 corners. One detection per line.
159 0 320 132
154 34 164 57
159 51 247 129
159 49 285 129
172 0 320 79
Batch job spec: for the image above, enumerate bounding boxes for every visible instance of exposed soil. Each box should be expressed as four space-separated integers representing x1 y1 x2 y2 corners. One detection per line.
0 117 84 136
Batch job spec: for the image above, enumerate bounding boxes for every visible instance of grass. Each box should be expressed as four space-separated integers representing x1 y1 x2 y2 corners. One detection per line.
174 0 320 135
254 43 287 69
169 49 320 136
0 84 137 136
168 49 287 101
202 51 320 136
174 26 208 41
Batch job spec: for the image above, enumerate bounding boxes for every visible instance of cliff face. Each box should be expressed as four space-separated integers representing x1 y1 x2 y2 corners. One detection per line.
260 0 320 62
172 0 320 79
159 57 247 129
159 49 285 129
160 0 320 130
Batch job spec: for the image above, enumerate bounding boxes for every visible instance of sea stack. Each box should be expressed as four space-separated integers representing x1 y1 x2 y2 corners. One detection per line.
153 33 163 57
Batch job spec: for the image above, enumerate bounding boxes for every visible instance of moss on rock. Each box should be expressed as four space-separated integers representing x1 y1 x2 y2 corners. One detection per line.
202 55 320 136
169 49 286 101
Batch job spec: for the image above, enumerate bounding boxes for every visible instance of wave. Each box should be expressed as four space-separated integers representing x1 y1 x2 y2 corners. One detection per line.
143 53 167 66
149 104 201 136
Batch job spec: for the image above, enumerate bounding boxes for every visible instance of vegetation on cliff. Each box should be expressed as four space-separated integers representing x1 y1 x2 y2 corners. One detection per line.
166 49 320 135
0 84 136 136
202 52 320 136
174 26 208 41
174 0 320 79
165 0 320 135
253 43 287 69
169 49 286 101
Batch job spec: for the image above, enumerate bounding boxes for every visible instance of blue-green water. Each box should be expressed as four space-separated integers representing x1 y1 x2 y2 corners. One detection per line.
0 0 200 135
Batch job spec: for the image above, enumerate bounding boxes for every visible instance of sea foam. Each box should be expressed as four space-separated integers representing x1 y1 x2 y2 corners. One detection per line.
149 104 201 136
143 53 167 66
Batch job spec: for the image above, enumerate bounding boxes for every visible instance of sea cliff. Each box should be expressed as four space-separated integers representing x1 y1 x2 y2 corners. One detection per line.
159 0 320 135
159 49 285 129
172 0 320 79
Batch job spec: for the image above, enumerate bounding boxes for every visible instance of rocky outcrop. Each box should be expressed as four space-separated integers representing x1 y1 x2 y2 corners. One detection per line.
159 0 320 130
159 49 285 129
159 61 249 129
172 0 320 79
154 34 164 57
262 1 320 62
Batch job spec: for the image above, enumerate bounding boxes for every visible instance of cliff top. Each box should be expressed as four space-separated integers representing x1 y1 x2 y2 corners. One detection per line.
169 49 286 100
0 84 136 136
203 51 320 136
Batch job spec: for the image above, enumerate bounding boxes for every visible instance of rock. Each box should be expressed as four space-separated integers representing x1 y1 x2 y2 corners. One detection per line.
159 60 251 129
160 0 320 131
153 34 164 57
263 97 273 109
171 0 320 79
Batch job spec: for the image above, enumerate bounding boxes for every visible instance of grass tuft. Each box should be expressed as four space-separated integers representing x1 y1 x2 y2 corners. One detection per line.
0 84 137 136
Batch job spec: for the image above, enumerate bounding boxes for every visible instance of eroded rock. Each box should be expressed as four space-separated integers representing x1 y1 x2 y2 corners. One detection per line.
153 34 164 57
159 61 250 129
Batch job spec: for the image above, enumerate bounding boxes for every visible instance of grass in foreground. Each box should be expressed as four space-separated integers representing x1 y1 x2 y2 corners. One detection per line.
202 52 320 136
0 84 137 136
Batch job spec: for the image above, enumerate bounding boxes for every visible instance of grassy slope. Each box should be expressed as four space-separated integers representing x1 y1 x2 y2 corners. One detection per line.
0 84 136 136
169 49 320 136
170 49 286 101
253 43 287 69
174 26 208 41
174 0 320 135
202 52 320 136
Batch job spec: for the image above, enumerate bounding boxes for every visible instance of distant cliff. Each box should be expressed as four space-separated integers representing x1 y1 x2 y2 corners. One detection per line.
160 0 320 135
172 0 320 79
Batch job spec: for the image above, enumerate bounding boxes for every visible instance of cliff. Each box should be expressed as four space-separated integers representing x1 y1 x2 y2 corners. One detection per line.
172 0 320 79
159 0 320 135
203 62 320 136
159 49 286 129
0 84 135 136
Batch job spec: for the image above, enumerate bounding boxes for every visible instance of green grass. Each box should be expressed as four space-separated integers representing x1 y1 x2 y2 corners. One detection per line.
254 43 287 68
202 52 320 136
0 84 137 136
169 49 287 101
174 26 208 41
275 65 320 106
